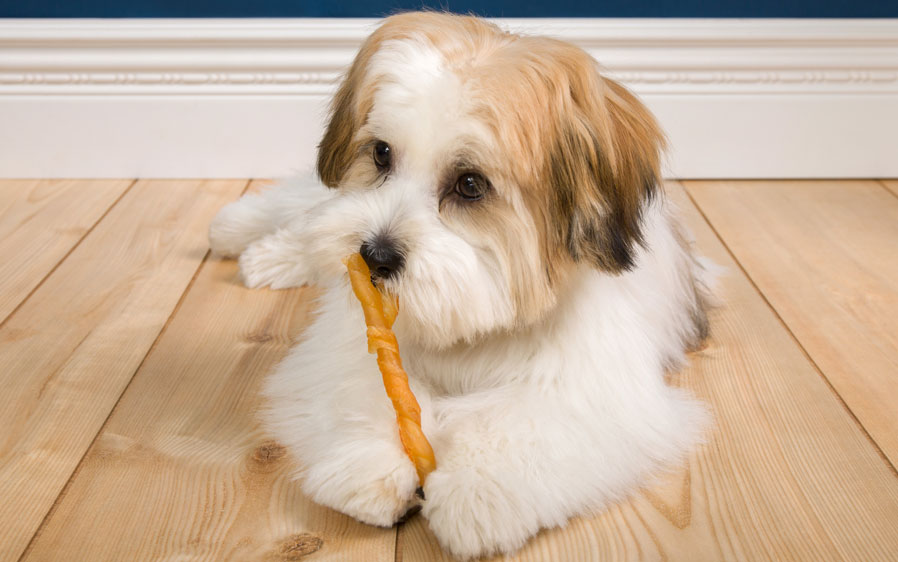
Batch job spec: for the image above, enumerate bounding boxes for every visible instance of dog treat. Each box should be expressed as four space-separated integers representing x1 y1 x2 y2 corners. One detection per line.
345 253 436 485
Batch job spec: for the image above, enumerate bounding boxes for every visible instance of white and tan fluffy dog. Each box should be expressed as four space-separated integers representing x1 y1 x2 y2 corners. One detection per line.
210 12 713 559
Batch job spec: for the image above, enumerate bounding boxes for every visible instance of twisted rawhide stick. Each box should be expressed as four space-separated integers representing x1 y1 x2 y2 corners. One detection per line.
344 253 436 486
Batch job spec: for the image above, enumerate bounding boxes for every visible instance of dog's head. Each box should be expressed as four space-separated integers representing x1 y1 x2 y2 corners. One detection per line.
312 12 665 348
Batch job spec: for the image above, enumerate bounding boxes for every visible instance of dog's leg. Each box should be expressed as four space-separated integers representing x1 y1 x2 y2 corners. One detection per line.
209 175 332 258
261 289 428 526
420 391 564 558
422 384 706 559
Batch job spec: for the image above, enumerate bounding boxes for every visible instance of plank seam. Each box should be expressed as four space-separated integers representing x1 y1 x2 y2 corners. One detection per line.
876 179 898 200
17 254 214 562
0 178 138 330
681 183 898 477
16 178 252 562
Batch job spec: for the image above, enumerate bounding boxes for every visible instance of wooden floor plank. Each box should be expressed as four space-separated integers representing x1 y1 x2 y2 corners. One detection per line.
880 179 898 198
0 179 248 562
22 180 397 562
0 179 133 324
397 181 898 561
684 180 898 467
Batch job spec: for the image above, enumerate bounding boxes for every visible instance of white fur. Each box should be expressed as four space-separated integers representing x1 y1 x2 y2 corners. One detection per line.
208 30 714 561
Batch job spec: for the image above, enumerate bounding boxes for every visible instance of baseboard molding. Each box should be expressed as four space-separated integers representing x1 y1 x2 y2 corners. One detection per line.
1 18 897 178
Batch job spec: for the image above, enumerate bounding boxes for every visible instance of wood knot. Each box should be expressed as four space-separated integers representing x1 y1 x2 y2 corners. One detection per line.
252 441 287 464
277 533 323 559
245 331 274 344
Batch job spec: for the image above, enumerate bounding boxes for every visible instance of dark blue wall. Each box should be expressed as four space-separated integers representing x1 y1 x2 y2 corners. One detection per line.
2 0 895 18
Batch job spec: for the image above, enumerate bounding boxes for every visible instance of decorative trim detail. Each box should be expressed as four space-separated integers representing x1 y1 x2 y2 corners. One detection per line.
2 18 898 95
1 18 897 178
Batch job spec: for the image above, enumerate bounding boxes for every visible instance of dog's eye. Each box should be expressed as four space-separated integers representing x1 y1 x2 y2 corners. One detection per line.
373 141 392 171
455 173 489 201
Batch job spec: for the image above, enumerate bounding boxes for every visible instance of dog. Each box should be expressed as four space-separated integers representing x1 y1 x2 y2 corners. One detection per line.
209 12 714 559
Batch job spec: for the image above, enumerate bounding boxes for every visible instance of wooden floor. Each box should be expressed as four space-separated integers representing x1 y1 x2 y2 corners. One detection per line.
1 179 897 562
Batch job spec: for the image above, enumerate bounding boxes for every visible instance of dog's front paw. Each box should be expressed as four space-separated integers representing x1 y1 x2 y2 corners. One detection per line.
422 467 540 559
238 236 306 289
209 199 269 258
303 451 421 527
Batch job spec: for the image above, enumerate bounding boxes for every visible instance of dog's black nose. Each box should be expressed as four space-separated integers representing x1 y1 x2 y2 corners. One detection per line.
360 237 405 279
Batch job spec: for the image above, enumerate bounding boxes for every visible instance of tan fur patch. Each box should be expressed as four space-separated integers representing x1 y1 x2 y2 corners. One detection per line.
317 13 508 187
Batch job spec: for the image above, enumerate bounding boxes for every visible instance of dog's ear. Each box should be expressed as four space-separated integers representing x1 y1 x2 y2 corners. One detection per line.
316 31 386 188
549 54 665 273
316 69 359 188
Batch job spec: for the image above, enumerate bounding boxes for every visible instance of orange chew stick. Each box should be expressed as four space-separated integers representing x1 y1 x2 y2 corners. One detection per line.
345 253 436 485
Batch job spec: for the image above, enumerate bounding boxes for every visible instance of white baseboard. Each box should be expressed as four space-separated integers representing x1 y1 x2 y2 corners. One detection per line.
1 18 897 178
